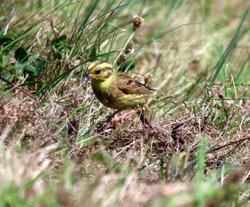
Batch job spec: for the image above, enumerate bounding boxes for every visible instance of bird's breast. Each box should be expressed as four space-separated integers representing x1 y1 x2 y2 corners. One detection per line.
91 80 118 108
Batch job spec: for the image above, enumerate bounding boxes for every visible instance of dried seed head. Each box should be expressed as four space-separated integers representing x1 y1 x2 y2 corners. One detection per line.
125 42 134 54
132 15 144 30
144 75 154 87
117 54 126 66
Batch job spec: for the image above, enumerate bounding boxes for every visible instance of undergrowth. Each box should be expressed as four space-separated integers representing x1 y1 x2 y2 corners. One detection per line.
0 0 249 206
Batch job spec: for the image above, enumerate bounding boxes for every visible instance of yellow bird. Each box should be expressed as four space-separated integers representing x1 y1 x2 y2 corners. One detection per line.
87 61 155 123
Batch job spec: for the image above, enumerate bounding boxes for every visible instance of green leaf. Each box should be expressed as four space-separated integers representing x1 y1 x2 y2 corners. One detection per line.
3 23 39 52
15 47 29 63
25 65 37 74
51 35 70 59
51 35 69 51
0 36 13 54
0 36 13 47
77 136 97 146
34 58 46 75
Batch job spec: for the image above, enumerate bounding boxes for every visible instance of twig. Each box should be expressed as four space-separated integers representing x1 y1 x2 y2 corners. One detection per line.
0 75 38 102
211 136 250 152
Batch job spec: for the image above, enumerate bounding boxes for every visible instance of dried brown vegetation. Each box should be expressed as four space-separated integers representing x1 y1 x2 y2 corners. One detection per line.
0 0 249 206
0 82 249 206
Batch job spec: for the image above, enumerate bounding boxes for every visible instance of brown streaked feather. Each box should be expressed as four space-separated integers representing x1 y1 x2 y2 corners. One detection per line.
117 73 156 95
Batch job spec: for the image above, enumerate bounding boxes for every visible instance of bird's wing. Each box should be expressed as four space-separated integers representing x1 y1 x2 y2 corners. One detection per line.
117 73 156 95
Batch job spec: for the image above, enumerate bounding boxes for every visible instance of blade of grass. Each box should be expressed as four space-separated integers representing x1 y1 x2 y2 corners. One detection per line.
0 15 13 35
76 0 100 39
210 5 250 84
235 54 250 84
35 51 115 96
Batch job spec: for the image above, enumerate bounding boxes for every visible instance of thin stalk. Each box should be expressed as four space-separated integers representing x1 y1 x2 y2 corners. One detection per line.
113 31 135 66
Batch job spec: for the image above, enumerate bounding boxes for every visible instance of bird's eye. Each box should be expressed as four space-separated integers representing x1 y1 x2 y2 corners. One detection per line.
95 69 101 74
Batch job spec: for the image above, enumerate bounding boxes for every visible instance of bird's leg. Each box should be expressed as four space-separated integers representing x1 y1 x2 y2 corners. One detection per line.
137 108 150 126
137 108 155 130
111 110 137 123
103 109 136 129
110 108 152 125
105 107 154 127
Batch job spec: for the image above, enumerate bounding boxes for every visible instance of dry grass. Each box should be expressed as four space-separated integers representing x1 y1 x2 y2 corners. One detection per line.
0 0 249 206
0 84 249 206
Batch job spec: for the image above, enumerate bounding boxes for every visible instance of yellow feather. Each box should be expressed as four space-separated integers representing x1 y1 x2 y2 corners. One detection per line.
87 62 112 74
100 74 114 88
87 61 154 110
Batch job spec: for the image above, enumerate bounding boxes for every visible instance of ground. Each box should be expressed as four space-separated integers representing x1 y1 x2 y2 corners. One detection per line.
0 1 249 206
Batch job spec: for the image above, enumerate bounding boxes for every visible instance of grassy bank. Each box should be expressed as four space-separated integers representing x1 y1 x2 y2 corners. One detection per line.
0 0 249 206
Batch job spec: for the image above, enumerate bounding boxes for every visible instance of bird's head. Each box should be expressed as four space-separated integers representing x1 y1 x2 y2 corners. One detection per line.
87 61 115 82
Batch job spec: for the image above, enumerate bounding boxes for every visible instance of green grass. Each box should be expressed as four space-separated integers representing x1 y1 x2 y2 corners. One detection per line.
0 0 249 206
